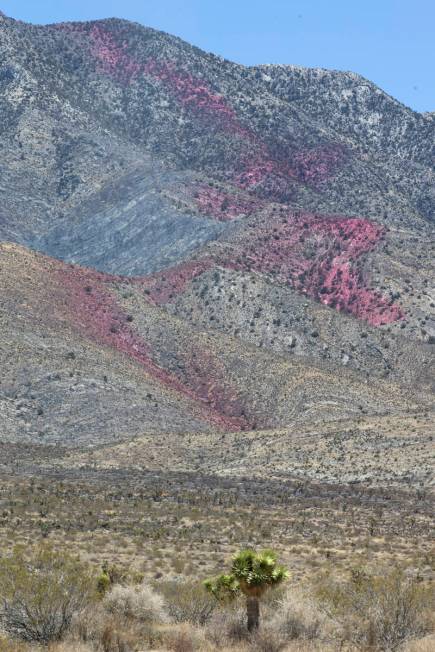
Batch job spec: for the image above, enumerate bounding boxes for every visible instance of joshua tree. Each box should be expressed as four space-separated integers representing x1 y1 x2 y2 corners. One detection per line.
204 548 288 631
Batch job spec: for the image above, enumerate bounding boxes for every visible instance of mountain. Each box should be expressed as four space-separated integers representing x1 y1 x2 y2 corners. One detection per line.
0 13 433 459
3 242 428 446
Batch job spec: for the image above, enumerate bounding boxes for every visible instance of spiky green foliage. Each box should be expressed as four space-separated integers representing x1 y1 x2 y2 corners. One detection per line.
203 573 240 602
204 548 288 600
232 549 288 597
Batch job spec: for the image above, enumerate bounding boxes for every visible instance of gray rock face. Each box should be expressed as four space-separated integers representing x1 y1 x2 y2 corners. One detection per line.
256 64 435 222
31 168 225 275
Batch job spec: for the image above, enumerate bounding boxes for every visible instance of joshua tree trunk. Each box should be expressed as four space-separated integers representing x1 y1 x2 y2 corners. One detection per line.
246 596 260 631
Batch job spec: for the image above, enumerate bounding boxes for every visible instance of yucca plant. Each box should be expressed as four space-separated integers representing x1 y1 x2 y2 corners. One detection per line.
204 548 288 631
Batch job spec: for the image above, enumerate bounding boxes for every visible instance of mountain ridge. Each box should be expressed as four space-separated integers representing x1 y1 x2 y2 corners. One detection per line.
1 11 433 117
0 13 433 452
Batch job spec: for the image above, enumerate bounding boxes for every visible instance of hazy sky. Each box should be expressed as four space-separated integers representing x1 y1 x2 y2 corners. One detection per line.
2 0 434 112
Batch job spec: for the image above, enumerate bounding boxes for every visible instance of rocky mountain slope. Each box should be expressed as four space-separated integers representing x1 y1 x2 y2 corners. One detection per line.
3 242 428 447
0 12 433 457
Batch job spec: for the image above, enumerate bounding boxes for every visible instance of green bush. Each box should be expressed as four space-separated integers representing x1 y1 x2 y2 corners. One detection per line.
0 545 96 643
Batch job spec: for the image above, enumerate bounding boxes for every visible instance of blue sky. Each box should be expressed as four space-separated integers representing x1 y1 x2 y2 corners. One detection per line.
2 0 434 112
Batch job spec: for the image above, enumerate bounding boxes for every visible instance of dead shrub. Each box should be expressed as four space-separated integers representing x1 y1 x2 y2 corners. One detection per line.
103 583 167 623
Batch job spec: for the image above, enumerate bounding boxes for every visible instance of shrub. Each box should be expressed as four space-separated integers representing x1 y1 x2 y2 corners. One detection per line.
97 570 111 597
97 565 112 598
315 567 434 650
248 626 287 651
0 545 95 644
71 603 108 645
166 625 199 652
205 607 250 648
73 603 162 652
160 581 216 625
103 583 167 623
271 587 322 641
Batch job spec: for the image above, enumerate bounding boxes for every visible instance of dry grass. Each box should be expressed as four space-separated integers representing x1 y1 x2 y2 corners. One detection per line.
403 635 435 651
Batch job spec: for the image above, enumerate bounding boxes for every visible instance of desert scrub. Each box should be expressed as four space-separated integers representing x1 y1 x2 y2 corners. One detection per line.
315 567 434 650
71 600 164 651
204 606 250 648
270 586 324 642
0 545 95 644
103 583 167 623
159 580 217 625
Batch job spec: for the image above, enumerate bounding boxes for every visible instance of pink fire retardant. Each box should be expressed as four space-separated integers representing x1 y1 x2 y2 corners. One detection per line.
55 263 249 430
53 24 402 326
144 211 403 326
